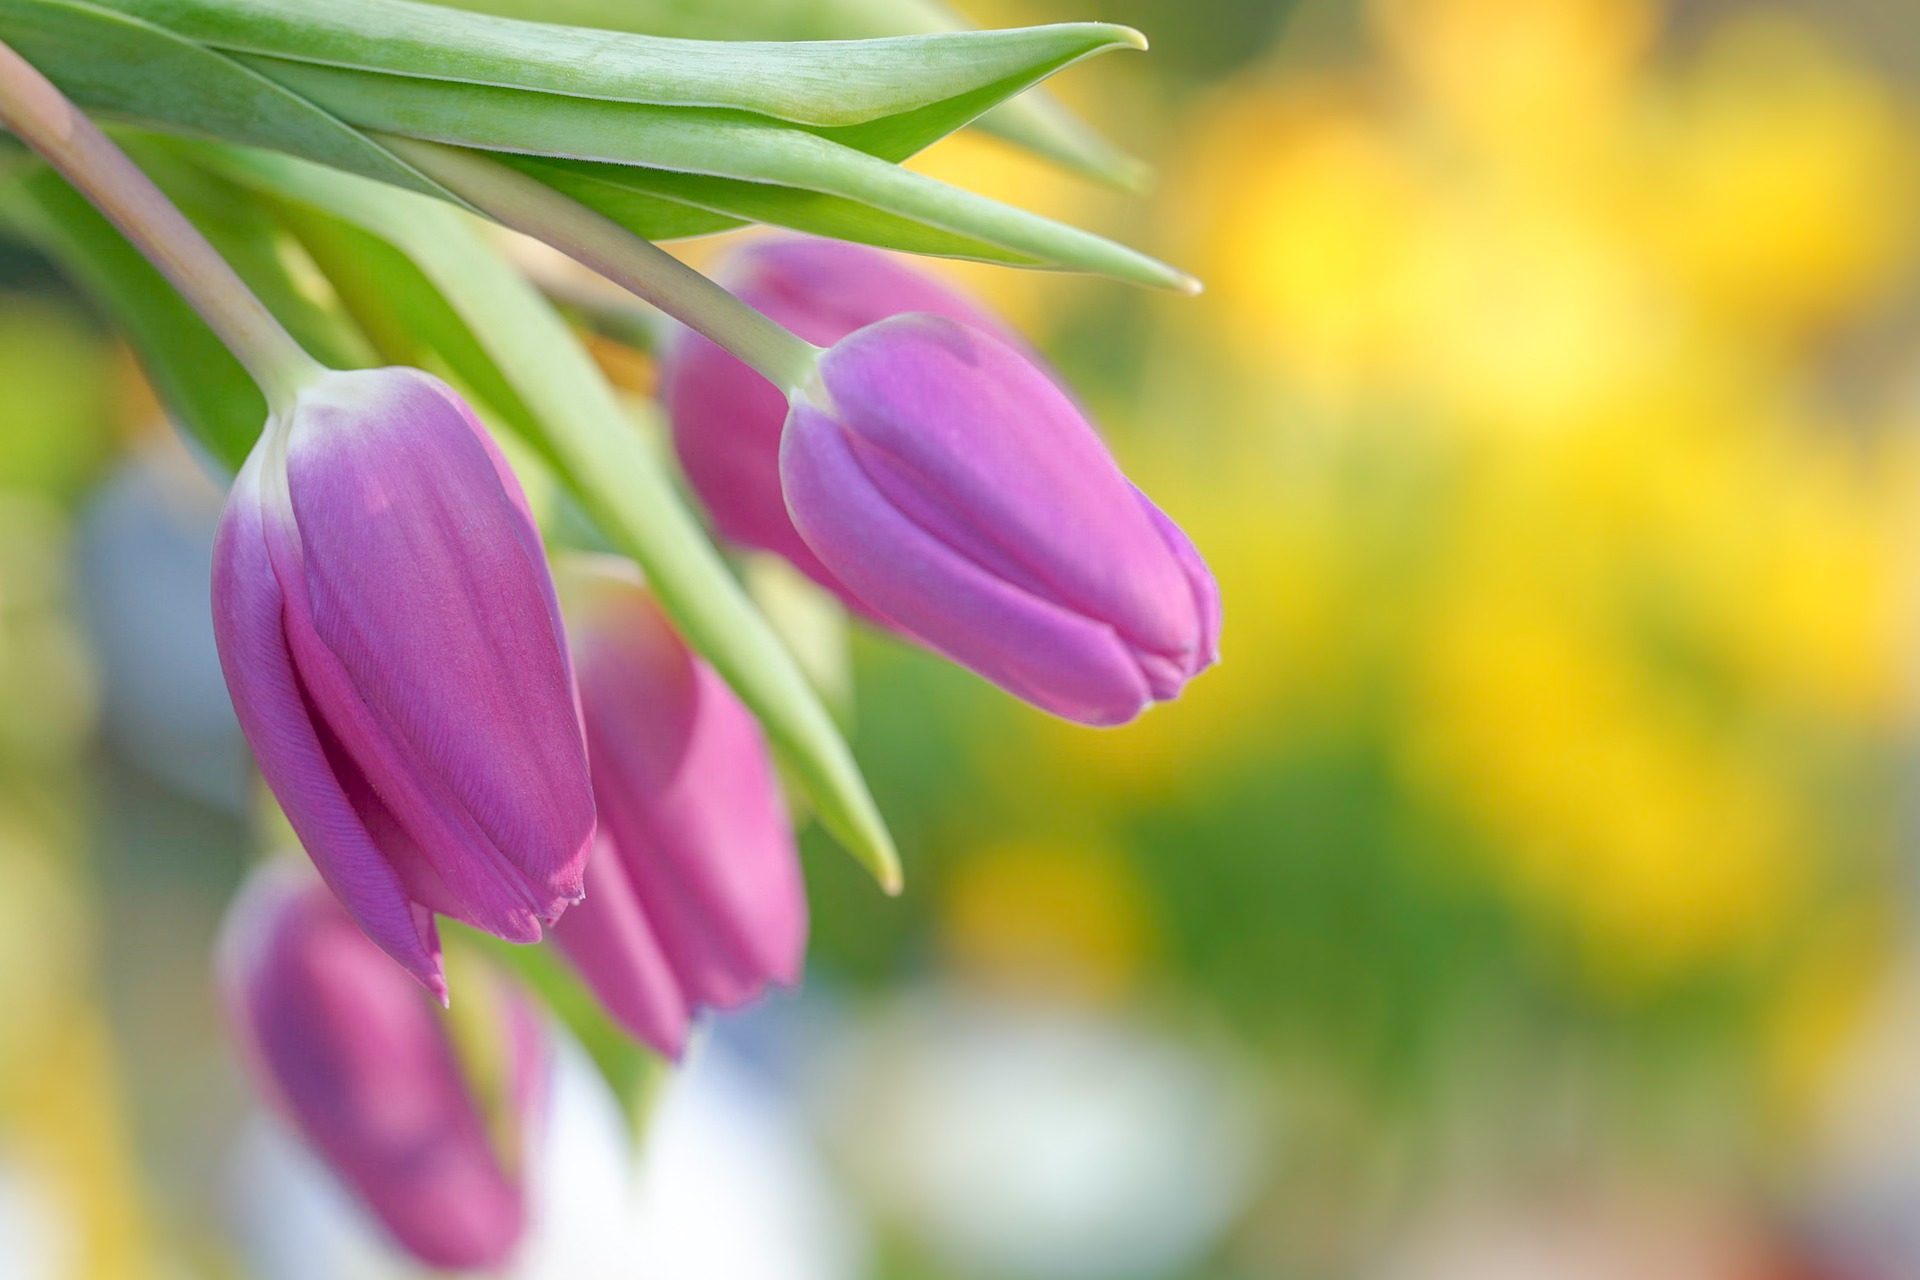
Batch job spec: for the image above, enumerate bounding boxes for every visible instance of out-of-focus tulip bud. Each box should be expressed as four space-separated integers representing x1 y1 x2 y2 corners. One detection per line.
211 367 596 998
219 867 547 1272
784 314 1221 727
550 559 807 1057
662 236 1013 612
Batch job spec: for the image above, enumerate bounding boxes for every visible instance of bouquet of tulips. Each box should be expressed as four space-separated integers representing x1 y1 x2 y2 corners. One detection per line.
0 0 1218 1266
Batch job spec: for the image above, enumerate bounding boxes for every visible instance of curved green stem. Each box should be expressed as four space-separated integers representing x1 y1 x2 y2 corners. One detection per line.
381 136 822 393
0 38 322 412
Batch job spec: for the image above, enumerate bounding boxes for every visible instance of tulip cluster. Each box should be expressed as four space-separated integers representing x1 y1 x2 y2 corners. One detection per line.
198 241 1219 1262
0 31 1220 1274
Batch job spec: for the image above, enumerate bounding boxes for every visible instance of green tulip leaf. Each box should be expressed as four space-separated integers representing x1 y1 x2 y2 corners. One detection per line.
233 56 1190 286
97 0 1136 129
424 0 1150 189
1 0 1187 288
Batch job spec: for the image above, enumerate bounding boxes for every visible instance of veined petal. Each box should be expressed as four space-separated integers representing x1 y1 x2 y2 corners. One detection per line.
665 236 1015 620
551 836 692 1058
783 401 1154 725
211 448 444 995
275 370 594 940
663 330 841 587
580 602 808 1009
814 315 1206 672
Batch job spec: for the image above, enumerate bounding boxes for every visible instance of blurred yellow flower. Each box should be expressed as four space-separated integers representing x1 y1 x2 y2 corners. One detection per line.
940 837 1157 1006
1194 83 1429 399
1408 583 1801 989
1638 14 1920 336
1099 0 1920 998
1374 0 1655 160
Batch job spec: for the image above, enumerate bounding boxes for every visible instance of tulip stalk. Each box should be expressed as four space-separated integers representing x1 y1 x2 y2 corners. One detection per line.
0 38 324 411
382 135 825 394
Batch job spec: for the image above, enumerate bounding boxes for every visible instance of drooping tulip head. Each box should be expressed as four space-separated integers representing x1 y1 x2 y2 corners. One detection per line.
660 236 1219 726
219 866 547 1272
549 559 807 1057
661 235 1014 611
211 367 596 998
782 314 1221 727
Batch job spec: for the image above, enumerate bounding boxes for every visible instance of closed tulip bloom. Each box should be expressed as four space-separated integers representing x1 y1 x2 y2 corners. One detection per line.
783 314 1221 727
220 868 547 1272
211 367 596 998
551 561 807 1057
662 236 1013 612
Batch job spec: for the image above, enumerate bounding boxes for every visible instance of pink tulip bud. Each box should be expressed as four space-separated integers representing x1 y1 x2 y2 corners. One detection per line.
784 313 1221 727
211 367 596 998
219 867 547 1272
662 236 1016 616
549 561 807 1057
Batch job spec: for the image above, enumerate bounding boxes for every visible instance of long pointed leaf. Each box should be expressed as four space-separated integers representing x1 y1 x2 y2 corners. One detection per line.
99 0 1136 129
7 0 1184 286
236 56 1192 287
504 154 1034 262
424 0 1150 189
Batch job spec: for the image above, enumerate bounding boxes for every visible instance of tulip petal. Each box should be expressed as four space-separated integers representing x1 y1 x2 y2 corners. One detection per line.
275 370 594 940
732 237 1014 348
664 328 845 590
665 237 1015 621
1135 486 1223 676
222 873 528 1270
783 401 1154 725
551 836 692 1058
814 315 1207 675
581 604 808 1008
212 449 445 995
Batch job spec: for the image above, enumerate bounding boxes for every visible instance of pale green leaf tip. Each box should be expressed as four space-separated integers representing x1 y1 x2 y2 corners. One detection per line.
1132 260 1205 295
1079 24 1149 53
866 837 905 896
830 798 902 894
1042 22 1148 55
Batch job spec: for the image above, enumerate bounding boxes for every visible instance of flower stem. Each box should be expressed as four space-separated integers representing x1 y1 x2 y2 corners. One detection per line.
0 39 323 412
382 136 822 393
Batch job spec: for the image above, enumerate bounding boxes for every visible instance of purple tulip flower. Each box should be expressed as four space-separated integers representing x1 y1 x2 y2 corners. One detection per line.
662 236 1220 726
220 867 547 1271
550 561 807 1057
663 236 1015 615
211 367 596 999
785 313 1221 726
